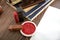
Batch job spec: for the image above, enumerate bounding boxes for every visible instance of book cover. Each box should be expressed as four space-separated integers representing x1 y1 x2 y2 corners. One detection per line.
26 0 54 21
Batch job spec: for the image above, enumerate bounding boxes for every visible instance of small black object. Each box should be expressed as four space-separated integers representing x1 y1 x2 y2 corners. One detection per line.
8 0 12 3
9 0 12 3
16 6 25 23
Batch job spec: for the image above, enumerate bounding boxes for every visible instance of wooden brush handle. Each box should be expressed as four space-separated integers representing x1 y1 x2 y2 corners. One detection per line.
8 25 22 31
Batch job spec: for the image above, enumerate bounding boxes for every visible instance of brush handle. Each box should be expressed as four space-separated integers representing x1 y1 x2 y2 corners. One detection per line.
8 25 22 31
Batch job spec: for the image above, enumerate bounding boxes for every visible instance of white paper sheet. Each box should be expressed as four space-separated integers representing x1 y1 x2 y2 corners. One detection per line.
30 6 60 40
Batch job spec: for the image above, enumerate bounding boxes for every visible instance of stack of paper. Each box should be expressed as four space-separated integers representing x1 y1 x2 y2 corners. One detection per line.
30 6 60 40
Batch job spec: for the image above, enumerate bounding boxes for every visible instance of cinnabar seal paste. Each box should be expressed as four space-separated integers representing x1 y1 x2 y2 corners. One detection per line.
22 22 36 35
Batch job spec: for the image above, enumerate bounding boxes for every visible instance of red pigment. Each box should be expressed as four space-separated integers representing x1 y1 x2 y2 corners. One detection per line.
22 22 36 35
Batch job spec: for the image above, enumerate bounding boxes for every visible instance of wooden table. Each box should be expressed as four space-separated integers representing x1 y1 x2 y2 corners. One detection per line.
0 0 60 40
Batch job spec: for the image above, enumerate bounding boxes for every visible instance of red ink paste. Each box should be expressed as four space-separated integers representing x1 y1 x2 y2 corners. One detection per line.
22 22 36 35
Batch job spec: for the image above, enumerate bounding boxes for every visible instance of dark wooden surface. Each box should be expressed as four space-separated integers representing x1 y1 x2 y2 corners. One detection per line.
0 0 60 40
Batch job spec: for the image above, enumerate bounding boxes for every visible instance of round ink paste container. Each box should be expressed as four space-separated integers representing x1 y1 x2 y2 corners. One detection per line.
20 21 36 37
